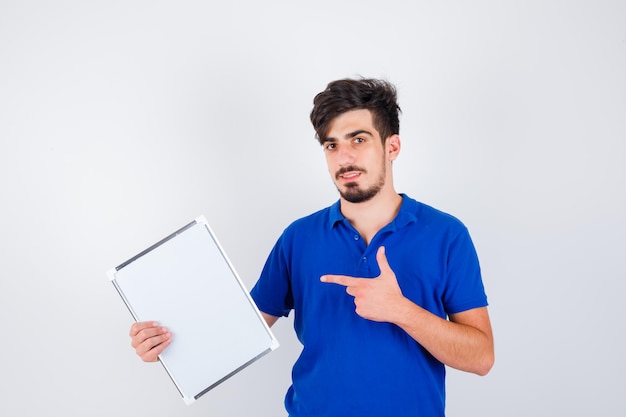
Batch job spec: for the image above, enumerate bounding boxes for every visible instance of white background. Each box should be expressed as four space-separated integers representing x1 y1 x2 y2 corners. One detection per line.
1 1 624 416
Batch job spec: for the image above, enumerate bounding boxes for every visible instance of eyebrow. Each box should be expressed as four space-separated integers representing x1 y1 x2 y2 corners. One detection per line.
322 129 374 143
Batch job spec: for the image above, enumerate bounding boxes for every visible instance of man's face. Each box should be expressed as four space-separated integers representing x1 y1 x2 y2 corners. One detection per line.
321 109 392 203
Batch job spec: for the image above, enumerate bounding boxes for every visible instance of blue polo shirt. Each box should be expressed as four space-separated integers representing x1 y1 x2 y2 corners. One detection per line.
250 194 488 417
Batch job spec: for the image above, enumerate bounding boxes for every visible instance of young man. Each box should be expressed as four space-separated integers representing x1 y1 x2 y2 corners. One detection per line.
130 78 494 416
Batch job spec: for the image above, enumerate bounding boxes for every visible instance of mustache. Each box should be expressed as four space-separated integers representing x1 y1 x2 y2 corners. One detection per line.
335 166 366 180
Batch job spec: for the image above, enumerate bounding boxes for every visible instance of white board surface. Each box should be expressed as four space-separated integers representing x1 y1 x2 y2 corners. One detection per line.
107 216 279 405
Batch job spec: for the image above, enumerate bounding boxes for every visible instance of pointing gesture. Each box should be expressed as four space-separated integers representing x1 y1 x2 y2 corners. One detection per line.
321 246 407 323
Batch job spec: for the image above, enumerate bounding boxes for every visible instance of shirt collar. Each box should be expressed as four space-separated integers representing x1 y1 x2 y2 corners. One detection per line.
328 194 419 230
329 200 344 229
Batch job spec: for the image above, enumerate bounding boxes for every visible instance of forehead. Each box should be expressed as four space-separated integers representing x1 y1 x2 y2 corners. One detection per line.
326 109 377 138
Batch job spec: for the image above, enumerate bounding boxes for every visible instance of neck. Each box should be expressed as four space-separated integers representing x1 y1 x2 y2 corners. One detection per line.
340 188 403 245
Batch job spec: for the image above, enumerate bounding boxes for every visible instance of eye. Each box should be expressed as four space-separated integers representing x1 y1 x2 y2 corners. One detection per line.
354 137 365 144
324 142 336 150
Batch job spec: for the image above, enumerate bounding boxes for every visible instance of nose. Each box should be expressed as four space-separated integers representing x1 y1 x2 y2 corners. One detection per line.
337 144 356 166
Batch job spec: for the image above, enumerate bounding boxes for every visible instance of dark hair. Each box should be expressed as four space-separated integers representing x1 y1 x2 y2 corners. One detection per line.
310 78 401 144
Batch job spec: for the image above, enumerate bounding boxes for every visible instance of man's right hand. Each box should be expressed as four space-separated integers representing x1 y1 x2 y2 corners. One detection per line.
130 321 172 362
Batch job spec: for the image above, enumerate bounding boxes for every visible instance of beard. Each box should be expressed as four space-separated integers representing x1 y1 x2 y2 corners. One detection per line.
335 163 386 203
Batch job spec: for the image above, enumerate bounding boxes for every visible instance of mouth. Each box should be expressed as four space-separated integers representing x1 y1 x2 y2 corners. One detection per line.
340 172 361 181
336 166 365 182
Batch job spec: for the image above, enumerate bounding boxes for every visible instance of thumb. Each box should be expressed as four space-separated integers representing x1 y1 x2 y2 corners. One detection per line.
376 246 393 276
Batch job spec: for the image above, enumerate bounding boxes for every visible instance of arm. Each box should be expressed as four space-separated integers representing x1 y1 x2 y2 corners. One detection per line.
321 246 494 375
392 302 493 375
261 312 280 328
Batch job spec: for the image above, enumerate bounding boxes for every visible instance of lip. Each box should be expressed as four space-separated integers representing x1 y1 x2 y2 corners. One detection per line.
338 171 362 182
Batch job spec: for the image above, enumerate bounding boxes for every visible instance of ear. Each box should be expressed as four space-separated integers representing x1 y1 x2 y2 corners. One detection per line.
386 134 401 161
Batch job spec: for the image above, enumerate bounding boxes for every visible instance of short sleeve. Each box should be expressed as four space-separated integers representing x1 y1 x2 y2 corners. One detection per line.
250 233 294 318
442 227 488 315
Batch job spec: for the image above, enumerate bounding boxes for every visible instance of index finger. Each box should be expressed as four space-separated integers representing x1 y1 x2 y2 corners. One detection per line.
320 274 361 287
129 321 159 337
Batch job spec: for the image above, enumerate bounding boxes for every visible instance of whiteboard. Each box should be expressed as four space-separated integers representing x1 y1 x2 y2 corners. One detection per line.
107 216 279 405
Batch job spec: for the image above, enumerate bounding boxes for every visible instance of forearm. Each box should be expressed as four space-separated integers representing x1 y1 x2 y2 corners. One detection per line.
391 299 494 375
